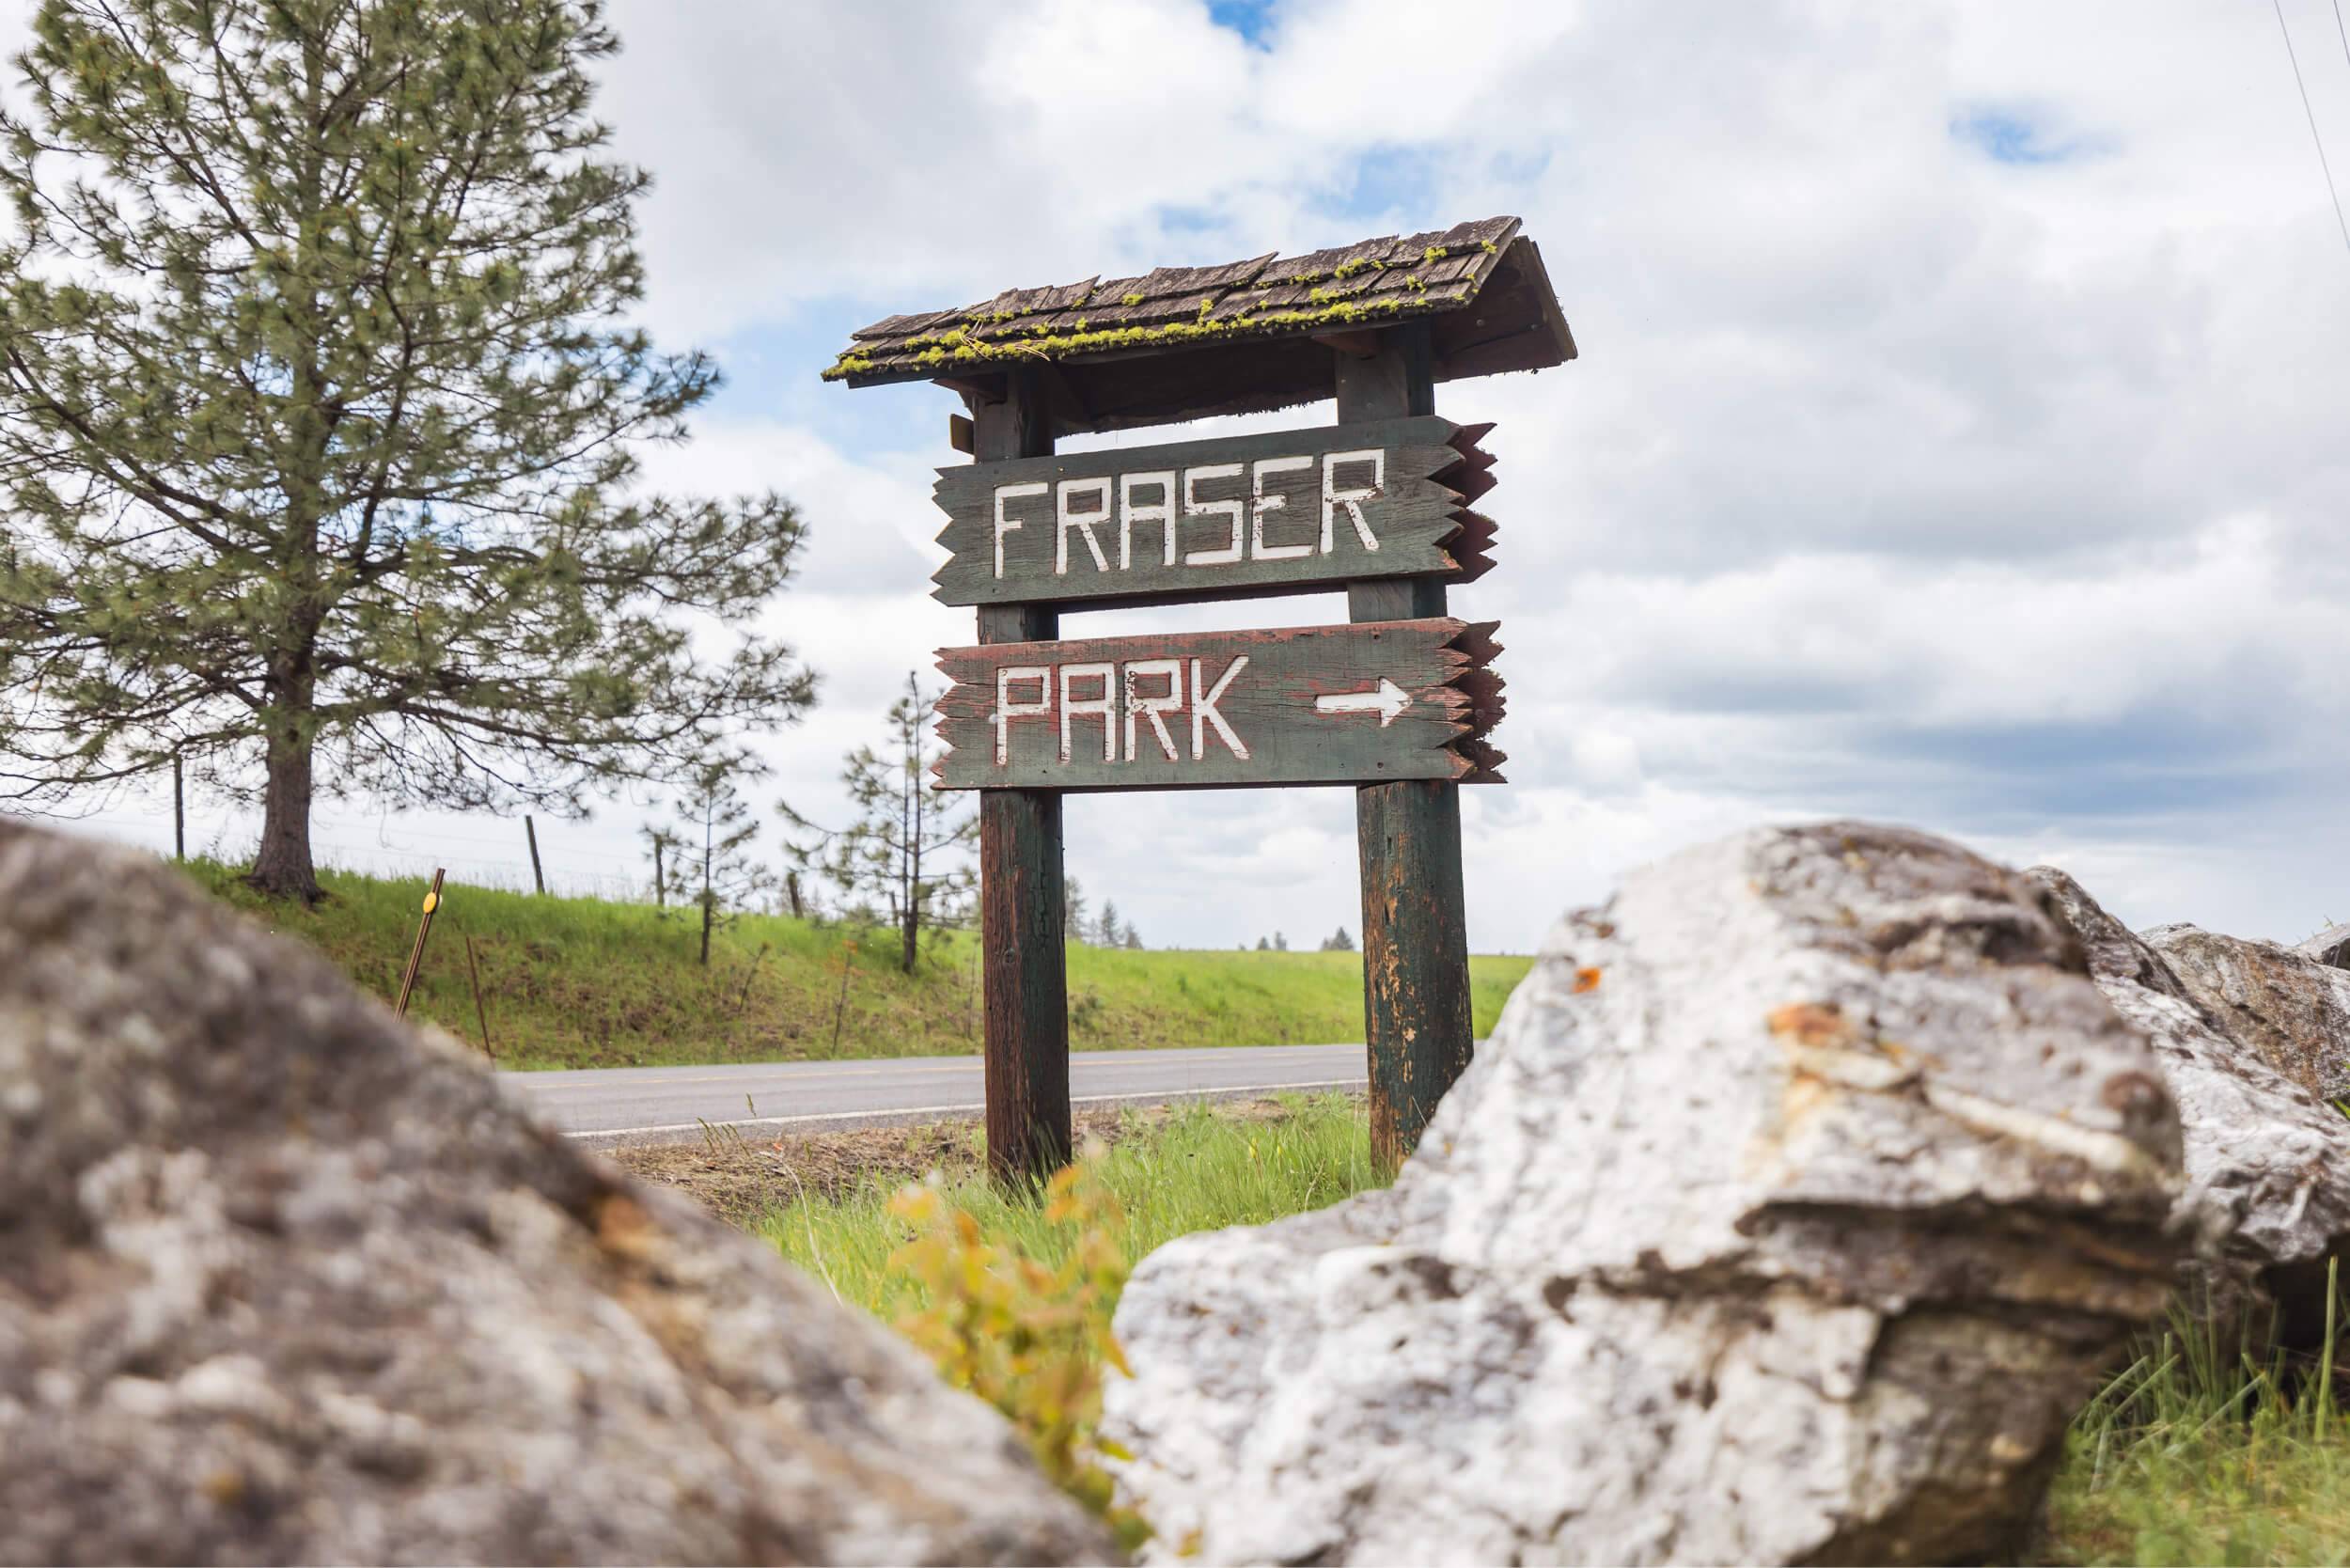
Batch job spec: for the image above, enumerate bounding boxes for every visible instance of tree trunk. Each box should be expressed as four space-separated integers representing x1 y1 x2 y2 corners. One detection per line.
248 725 321 902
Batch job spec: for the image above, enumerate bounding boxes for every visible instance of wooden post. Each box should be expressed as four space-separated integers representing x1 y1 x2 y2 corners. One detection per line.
396 868 446 1018
171 751 185 861
973 368 1072 1183
1339 321 1475 1168
524 815 546 895
463 932 494 1058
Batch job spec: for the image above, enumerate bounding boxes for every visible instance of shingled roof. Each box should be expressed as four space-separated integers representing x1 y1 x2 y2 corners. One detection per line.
822 216 1574 435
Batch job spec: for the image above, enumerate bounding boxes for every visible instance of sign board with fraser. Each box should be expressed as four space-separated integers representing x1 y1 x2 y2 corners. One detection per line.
828 214 1574 1178
930 417 1496 610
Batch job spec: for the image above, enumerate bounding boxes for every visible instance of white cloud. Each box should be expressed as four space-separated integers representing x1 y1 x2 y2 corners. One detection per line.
19 0 2350 956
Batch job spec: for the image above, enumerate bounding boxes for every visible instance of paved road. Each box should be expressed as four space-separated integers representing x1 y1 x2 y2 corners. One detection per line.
500 1043 1369 1150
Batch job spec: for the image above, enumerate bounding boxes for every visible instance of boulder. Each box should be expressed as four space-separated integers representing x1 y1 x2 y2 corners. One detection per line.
2138 923 2350 1101
0 821 1115 1566
2030 869 2350 1342
1104 823 2187 1566
2295 922 2350 972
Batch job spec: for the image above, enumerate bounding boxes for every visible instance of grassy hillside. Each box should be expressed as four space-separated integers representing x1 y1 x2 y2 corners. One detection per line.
187 860 1533 1071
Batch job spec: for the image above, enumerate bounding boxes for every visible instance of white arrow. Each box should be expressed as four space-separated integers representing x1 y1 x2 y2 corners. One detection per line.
1314 677 1413 727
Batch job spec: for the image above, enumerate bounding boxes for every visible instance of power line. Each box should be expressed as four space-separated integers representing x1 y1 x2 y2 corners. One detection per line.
2275 0 2350 259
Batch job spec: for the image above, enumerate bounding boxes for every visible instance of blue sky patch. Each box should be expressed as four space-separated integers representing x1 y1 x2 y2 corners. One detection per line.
1207 0 1277 47
1950 105 2096 165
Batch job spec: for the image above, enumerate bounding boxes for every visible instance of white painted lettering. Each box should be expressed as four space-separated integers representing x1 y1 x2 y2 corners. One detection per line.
1321 450 1385 553
1183 463 1245 567
995 666 1051 765
1120 471 1177 571
995 480 1046 579
1123 658 1183 761
1251 454 1314 561
1190 655 1250 760
1059 663 1117 763
1056 477 1112 574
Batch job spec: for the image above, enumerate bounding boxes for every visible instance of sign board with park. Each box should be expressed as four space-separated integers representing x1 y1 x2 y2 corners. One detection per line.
827 214 1575 1176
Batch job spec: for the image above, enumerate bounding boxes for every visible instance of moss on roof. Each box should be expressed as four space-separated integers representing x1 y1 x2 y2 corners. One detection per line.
824 216 1525 385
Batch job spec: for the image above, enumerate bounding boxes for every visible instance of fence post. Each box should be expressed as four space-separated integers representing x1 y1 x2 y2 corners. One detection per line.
524 816 546 895
396 869 446 1018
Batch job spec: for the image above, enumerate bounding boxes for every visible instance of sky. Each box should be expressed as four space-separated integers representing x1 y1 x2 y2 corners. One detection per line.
15 0 2350 953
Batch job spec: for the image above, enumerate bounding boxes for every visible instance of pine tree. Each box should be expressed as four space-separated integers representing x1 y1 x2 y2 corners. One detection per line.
1321 925 1356 952
1096 899 1122 949
782 672 974 976
0 1 814 900
1121 921 1142 950
1065 876 1091 945
661 755 768 967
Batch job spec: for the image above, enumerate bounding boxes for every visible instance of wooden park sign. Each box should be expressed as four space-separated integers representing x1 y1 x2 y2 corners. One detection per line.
827 214 1575 1177
931 417 1496 610
934 619 1504 790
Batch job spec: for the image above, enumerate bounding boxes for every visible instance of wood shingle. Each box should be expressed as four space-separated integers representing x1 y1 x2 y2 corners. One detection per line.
824 215 1574 435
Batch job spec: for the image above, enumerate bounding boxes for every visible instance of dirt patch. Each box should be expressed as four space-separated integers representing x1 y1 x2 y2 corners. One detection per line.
606 1098 1316 1225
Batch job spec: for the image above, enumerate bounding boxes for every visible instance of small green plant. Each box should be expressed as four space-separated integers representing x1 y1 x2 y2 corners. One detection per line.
886 1162 1150 1550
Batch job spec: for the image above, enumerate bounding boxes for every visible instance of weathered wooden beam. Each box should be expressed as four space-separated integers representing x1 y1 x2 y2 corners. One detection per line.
969 370 1072 1184
1340 321 1477 1169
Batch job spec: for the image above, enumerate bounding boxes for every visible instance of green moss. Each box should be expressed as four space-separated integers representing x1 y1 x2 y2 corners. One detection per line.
1423 244 1447 265
1479 239 1499 254
1120 291 1144 306
822 287 1456 381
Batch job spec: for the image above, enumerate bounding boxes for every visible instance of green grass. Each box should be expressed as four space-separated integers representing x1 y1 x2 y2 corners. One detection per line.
186 858 1533 1070
756 1095 1386 1310
736 1101 2350 1566
2043 1274 2350 1565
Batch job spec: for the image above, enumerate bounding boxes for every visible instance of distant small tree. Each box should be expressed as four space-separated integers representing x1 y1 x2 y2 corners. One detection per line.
1065 875 1091 945
783 672 974 976
1255 935 1270 951
1273 932 1290 952
660 756 769 966
1121 922 1142 950
1096 899 1123 949
1320 926 1356 952
640 824 685 908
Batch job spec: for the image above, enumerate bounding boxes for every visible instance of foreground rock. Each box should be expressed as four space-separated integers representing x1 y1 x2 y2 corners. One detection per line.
2137 923 2350 1102
2031 870 2350 1341
0 822 1114 1566
1106 823 2186 1566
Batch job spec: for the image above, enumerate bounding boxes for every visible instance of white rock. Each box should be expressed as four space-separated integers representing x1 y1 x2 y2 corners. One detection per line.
2031 868 2350 1341
2136 922 2350 1102
1106 823 2186 1567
